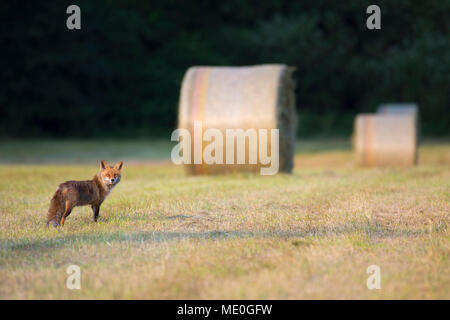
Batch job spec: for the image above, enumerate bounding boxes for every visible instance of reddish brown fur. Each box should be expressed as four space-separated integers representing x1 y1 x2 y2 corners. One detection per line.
46 160 124 227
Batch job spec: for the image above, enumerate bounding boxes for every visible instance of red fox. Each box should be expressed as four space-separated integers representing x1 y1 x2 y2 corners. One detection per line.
47 160 124 227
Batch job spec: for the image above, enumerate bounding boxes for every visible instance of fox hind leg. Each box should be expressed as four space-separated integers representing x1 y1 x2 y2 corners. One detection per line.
60 201 73 226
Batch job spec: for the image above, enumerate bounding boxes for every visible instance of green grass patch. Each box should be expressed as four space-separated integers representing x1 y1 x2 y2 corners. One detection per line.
0 140 449 299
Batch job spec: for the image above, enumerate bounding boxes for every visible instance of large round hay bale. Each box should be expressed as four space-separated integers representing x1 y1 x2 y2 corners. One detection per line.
354 113 417 167
177 64 296 175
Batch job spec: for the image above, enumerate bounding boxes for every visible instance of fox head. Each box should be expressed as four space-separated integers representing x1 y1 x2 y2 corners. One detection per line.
100 160 123 187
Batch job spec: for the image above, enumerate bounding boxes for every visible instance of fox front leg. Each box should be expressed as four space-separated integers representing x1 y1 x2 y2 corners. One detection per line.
91 205 100 222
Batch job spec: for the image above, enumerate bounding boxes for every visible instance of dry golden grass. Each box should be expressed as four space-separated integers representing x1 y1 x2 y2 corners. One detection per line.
0 140 448 299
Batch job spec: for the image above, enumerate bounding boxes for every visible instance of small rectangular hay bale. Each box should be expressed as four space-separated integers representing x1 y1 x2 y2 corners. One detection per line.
377 102 420 163
354 113 417 167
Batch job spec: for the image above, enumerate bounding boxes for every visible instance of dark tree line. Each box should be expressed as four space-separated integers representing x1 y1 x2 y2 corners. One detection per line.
0 0 449 138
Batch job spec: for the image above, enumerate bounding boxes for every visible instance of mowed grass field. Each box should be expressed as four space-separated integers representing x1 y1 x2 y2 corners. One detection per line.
0 139 449 299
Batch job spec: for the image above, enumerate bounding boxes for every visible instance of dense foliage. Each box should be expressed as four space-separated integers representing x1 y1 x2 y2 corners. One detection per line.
1 0 449 137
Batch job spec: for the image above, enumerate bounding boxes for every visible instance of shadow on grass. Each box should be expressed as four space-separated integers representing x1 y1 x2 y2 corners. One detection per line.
2 223 427 252
2 230 293 251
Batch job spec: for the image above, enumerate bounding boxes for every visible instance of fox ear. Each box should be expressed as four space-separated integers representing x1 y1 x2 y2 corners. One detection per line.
100 160 108 170
114 161 124 171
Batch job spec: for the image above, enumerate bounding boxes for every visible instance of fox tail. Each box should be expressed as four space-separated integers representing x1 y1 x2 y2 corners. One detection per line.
46 188 64 227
